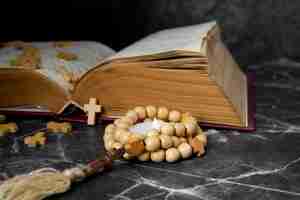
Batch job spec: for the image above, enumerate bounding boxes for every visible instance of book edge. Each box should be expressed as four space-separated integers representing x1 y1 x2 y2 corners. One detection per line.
206 24 248 127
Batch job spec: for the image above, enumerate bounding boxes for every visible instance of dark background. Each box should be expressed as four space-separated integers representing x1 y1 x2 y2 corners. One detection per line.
0 1 299 67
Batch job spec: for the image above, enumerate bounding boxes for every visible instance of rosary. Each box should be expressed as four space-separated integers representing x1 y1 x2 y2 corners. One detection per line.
0 99 207 200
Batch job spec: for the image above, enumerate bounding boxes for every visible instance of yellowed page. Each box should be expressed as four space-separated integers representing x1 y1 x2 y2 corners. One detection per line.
0 41 115 92
108 21 217 61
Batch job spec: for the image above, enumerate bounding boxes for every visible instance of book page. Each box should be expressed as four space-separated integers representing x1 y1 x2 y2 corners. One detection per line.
0 41 116 92
108 21 217 61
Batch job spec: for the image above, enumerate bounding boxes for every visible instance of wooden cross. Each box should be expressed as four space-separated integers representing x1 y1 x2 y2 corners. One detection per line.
84 98 102 125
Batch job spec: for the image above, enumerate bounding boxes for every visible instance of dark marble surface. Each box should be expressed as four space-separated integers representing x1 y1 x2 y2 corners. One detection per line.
1 59 300 199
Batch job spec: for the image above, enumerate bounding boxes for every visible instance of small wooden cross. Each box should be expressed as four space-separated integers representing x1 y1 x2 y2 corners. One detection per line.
84 98 102 125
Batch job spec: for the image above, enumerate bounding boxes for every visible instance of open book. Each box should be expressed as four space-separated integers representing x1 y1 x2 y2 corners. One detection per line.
0 21 254 130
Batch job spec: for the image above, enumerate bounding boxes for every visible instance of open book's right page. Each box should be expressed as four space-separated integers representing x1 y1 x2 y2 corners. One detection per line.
108 21 217 61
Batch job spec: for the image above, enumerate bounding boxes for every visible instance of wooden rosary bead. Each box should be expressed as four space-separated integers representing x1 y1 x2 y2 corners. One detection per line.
160 124 175 136
115 120 130 130
146 105 157 119
119 131 131 145
126 110 139 124
144 118 153 123
166 148 181 163
130 132 146 140
105 124 116 134
185 122 197 137
104 140 114 152
114 129 127 142
195 133 207 147
114 119 121 125
103 132 114 144
159 135 173 149
157 107 169 120
134 106 147 120
120 116 134 125
196 126 204 134
179 137 187 143
138 152 150 161
171 136 181 147
182 112 198 124
178 142 193 159
168 110 181 122
174 123 186 137
190 137 205 157
151 150 165 162
147 129 160 137
125 139 145 156
145 135 161 152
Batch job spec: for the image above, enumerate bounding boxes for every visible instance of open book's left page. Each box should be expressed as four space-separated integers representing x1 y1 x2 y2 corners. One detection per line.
0 41 115 92
0 41 115 112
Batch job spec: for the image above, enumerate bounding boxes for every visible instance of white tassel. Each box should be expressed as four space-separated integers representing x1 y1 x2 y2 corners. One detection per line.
0 168 71 200
0 155 114 200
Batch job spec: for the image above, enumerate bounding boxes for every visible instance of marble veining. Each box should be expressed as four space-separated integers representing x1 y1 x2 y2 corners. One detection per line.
1 58 300 199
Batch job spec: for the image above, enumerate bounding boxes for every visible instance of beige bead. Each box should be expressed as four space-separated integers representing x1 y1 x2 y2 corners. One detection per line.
114 119 121 125
196 126 204 134
190 136 205 157
182 112 197 124
151 150 165 162
166 148 181 163
144 118 153 123
104 124 116 135
138 152 150 161
159 135 173 149
124 139 145 156
185 122 197 137
147 129 160 137
145 135 161 152
134 106 147 120
179 137 187 143
103 132 114 143
120 116 134 125
195 133 207 147
126 110 139 124
157 107 169 120
178 142 193 159
174 123 186 137
130 133 146 140
171 136 181 147
114 129 127 142
146 105 157 119
168 110 181 122
119 131 132 145
161 124 175 136
115 120 130 130
103 126 115 142
104 139 114 152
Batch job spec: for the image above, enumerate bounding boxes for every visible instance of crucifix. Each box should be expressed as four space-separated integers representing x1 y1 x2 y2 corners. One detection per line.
84 98 102 125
